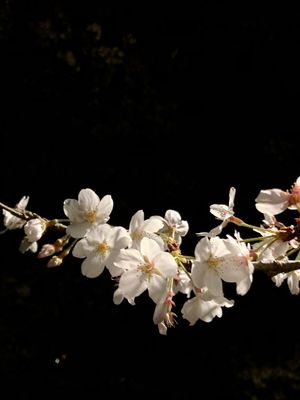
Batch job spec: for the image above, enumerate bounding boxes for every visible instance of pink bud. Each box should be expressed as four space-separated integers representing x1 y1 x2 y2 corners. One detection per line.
47 256 63 268
38 244 56 258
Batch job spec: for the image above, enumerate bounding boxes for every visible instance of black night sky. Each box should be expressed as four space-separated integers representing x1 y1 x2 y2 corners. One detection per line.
1 2 300 398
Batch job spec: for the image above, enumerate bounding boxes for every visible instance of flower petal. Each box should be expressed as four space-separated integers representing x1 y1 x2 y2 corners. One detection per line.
119 270 147 300
255 189 290 215
140 237 162 259
97 195 113 218
287 272 300 295
67 221 91 239
194 237 211 261
81 255 105 278
129 210 144 233
217 255 250 283
110 226 132 249
228 187 236 209
113 248 143 271
165 209 181 225
236 275 253 295
78 188 100 210
182 296 223 325
63 198 81 221
72 238 94 258
142 218 163 233
153 252 178 277
148 275 167 303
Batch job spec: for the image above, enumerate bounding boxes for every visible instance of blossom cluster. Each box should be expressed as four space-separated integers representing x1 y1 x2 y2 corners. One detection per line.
1 176 300 334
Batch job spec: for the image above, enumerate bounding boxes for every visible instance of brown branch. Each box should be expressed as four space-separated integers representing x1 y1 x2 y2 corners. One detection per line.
0 201 41 221
253 260 300 275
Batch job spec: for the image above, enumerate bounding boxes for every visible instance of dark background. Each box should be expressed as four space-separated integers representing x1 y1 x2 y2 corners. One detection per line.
1 1 300 398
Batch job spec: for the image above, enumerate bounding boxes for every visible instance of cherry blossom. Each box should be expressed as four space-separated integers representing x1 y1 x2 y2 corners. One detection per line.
153 209 189 245
2 195 29 230
114 237 178 303
272 269 300 295
128 209 163 249
181 288 234 326
72 223 131 278
255 177 300 215
63 188 113 238
198 187 236 237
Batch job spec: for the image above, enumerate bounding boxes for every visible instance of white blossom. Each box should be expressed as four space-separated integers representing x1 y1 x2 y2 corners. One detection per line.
255 177 300 215
173 269 193 297
272 270 300 295
3 195 29 230
153 209 189 245
222 234 254 295
198 187 236 237
18 218 47 254
73 224 132 278
192 235 254 297
24 218 47 242
19 237 38 254
191 236 231 297
114 237 178 303
153 289 177 335
181 288 234 326
64 188 113 238
128 210 163 249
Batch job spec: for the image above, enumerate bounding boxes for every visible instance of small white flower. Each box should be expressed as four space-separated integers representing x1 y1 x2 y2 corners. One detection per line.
181 288 234 326
19 237 38 254
255 189 290 215
114 237 178 303
3 195 29 230
272 269 300 295
192 234 254 297
191 236 230 297
222 234 254 295
255 177 300 215
73 223 132 278
153 209 189 245
38 244 56 258
198 187 236 237
18 218 47 254
128 210 163 249
64 188 113 238
153 289 177 335
24 218 47 242
272 272 287 288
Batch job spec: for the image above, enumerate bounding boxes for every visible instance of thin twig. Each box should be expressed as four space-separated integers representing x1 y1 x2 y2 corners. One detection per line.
0 201 41 221
0 201 28 219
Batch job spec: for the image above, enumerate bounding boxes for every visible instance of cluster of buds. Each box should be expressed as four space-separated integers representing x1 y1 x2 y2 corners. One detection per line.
1 176 300 334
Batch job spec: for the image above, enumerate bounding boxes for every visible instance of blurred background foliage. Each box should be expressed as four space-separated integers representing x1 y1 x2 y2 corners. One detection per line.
1 1 300 398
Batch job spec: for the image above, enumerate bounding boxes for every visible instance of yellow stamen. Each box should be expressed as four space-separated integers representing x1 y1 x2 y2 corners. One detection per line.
131 229 143 241
85 210 97 222
138 256 161 277
208 257 223 268
98 241 110 254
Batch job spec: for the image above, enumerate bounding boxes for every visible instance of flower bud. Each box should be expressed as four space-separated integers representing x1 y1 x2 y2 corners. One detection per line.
47 255 63 268
24 218 47 242
38 244 56 258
